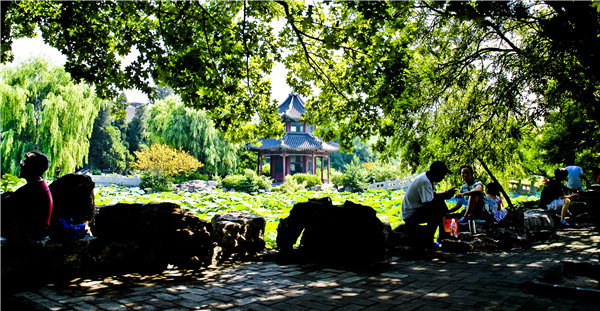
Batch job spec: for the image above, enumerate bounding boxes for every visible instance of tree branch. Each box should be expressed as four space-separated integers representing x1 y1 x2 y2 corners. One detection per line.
275 1 347 100
242 0 251 95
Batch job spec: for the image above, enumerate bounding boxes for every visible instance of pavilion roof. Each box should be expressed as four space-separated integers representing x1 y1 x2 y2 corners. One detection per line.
248 132 339 153
278 92 306 121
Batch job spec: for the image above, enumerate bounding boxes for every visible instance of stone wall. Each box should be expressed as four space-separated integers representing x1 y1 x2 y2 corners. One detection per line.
2 203 267 288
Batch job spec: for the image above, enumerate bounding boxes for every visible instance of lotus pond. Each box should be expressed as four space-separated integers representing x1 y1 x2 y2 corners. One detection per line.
95 186 539 249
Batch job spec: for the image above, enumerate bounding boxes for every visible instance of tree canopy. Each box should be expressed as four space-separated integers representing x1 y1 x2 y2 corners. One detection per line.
1 57 101 178
147 95 239 176
2 1 598 174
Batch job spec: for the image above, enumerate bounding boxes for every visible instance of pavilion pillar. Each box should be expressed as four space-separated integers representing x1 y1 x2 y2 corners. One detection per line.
327 153 331 183
320 156 324 182
257 151 263 176
283 151 287 180
311 152 315 174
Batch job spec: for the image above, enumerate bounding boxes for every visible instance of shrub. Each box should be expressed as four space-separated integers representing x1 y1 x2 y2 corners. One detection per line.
291 173 322 188
342 157 369 192
139 173 174 192
172 170 209 184
330 169 345 186
364 162 404 183
1 174 25 193
220 169 272 193
280 174 307 192
131 144 203 191
261 163 271 177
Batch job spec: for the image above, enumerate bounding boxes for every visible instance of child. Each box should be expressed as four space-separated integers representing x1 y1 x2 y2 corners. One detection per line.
484 182 507 222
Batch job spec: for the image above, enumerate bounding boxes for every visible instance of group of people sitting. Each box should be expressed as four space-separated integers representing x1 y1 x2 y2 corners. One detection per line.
401 161 587 254
401 161 507 254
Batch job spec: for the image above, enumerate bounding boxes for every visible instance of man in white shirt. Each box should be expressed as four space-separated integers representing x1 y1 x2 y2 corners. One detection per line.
402 161 457 252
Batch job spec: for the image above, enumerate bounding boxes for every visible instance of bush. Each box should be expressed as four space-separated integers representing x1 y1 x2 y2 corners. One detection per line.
280 175 307 192
1 174 25 193
131 144 204 191
131 144 203 177
261 163 271 177
172 170 209 184
342 157 369 192
220 169 272 193
329 169 345 186
139 173 174 192
364 162 404 183
290 173 322 188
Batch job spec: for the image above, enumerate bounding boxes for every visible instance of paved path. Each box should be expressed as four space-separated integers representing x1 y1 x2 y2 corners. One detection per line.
4 225 599 311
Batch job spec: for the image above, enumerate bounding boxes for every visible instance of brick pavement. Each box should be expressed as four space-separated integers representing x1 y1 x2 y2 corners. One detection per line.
3 225 599 311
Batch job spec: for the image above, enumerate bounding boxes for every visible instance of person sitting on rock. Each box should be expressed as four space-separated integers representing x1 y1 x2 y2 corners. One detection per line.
402 161 457 253
539 168 578 226
453 166 485 225
1 151 53 241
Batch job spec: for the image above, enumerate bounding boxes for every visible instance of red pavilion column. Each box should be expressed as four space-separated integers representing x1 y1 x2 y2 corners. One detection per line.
257 151 263 175
327 153 331 183
320 156 324 182
282 151 287 180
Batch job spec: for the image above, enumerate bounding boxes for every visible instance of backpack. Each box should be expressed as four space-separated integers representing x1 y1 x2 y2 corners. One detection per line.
50 217 88 241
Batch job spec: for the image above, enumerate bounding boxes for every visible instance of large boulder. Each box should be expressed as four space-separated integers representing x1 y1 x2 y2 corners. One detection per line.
92 203 214 271
211 212 266 262
276 197 387 263
49 173 96 224
524 209 556 241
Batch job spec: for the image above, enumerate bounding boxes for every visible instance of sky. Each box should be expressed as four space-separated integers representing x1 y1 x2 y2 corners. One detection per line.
8 35 293 105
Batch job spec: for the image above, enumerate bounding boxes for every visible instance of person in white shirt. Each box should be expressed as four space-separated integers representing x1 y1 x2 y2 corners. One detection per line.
402 161 457 253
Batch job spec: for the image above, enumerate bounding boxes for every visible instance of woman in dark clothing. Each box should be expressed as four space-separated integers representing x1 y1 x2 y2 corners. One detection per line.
1 152 53 241
539 168 578 226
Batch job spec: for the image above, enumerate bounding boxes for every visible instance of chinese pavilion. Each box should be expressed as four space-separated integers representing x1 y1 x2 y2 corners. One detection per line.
248 92 339 183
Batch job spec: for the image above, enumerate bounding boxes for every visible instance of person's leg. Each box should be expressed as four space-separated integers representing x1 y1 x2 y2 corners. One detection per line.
464 194 483 218
561 198 571 222
426 198 448 245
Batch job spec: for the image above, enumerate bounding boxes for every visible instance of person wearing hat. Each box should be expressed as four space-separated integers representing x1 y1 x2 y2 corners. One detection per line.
402 161 457 253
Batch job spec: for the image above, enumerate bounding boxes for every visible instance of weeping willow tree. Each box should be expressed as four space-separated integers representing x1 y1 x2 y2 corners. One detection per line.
147 95 239 176
1 57 102 179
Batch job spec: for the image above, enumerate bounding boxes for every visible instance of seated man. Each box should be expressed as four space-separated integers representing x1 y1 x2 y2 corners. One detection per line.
454 165 484 225
401 161 456 252
1 151 53 241
540 168 577 226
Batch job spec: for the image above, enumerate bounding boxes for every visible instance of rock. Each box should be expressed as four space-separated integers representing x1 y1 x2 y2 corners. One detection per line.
175 179 219 193
524 209 556 241
1 237 100 291
495 227 529 249
211 212 266 262
92 203 214 271
49 174 96 224
276 197 387 263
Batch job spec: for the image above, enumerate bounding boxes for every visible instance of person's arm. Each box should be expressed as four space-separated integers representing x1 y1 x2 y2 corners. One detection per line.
455 184 483 199
434 187 457 200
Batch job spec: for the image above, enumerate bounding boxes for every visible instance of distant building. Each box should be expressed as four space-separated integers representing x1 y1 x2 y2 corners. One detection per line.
123 90 149 123
248 93 339 183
